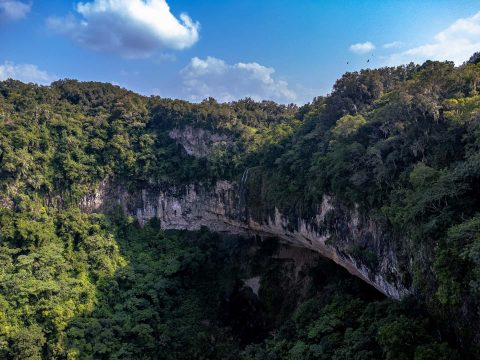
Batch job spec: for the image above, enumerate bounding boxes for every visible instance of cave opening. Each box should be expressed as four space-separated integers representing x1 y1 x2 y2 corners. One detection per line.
216 235 385 347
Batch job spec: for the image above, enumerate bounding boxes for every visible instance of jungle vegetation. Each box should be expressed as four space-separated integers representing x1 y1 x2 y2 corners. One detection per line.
2 53 480 358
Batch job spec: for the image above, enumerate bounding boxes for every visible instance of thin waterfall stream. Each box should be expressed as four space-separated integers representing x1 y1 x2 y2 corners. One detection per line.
238 167 252 222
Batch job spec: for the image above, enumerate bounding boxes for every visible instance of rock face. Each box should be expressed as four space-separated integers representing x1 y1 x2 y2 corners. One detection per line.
81 179 410 300
168 126 231 158
80 125 411 299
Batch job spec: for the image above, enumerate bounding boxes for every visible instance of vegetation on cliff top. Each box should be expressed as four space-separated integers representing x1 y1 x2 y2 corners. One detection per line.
0 79 299 204
2 53 480 357
248 56 480 350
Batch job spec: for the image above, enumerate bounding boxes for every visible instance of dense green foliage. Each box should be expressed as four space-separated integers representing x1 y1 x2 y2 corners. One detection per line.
243 59 480 350
65 222 243 360
2 53 480 358
0 203 242 359
243 298 458 360
0 207 460 359
0 80 299 204
0 80 303 359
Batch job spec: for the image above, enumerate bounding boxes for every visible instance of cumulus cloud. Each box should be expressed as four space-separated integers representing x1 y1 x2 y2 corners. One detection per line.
47 0 199 58
0 61 53 84
386 11 480 65
181 56 297 103
349 41 375 54
0 0 31 23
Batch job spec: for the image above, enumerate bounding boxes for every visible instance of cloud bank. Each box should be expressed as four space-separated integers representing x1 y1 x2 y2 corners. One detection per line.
181 56 297 103
386 11 480 65
0 61 53 84
47 0 199 58
0 0 31 23
349 41 375 54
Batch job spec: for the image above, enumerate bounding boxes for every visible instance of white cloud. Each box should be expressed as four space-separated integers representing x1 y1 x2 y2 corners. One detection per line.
386 11 480 65
349 41 375 54
0 61 53 84
0 0 31 23
383 41 404 49
181 56 297 103
47 0 199 58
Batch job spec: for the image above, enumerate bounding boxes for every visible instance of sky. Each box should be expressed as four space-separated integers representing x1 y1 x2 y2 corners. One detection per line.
1 0 480 104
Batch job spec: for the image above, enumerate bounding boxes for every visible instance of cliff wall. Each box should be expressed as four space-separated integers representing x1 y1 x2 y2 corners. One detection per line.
81 178 409 299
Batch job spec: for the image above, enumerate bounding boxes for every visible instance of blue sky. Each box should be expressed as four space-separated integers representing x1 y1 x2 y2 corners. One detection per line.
1 0 480 104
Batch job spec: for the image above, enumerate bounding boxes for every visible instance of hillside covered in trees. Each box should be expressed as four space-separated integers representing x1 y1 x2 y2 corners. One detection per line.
2 53 480 358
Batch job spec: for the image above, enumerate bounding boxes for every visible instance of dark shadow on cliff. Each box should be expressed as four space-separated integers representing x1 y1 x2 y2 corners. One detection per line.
63 215 251 359
61 213 459 359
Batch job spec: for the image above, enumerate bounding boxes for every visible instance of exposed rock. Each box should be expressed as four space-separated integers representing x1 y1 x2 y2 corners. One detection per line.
243 277 261 296
169 126 231 158
82 179 410 300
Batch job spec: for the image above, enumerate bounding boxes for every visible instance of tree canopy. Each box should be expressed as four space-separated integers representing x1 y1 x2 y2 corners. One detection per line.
2 56 480 357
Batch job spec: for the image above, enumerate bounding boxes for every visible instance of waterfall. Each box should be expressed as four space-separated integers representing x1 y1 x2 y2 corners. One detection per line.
238 167 251 222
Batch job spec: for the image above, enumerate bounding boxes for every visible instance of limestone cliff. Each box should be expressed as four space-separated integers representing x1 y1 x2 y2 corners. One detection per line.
168 126 231 158
81 178 410 299
79 125 411 299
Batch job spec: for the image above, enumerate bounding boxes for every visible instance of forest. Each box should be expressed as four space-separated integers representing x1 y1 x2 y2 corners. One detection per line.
1 52 480 358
